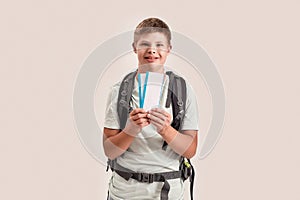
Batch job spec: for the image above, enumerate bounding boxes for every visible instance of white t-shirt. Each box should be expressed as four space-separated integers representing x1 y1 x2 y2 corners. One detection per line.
104 73 199 200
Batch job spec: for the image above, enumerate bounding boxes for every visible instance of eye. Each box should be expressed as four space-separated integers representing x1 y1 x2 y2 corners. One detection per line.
156 43 164 47
140 43 150 46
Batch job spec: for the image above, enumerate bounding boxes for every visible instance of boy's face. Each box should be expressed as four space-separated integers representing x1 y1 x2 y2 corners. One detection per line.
133 32 171 72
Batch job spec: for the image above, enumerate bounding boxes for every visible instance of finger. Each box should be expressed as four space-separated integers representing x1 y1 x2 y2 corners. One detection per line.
147 113 164 125
150 108 171 119
134 117 149 125
130 108 147 116
148 111 167 122
149 120 162 130
131 113 148 121
140 121 150 127
150 108 169 116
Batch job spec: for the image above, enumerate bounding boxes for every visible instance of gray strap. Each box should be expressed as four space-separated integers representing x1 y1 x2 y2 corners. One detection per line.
112 161 182 200
165 71 174 108
160 178 170 200
117 71 137 130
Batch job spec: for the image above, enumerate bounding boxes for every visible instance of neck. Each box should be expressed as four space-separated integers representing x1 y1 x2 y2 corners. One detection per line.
137 63 165 74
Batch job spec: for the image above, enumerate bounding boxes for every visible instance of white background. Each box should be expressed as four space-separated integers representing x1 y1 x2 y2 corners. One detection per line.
1 0 299 199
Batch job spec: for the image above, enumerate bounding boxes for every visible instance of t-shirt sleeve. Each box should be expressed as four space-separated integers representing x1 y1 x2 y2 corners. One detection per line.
103 83 121 129
181 83 199 131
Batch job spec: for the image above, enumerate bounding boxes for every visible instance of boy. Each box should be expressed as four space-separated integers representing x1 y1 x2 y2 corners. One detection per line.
103 17 199 200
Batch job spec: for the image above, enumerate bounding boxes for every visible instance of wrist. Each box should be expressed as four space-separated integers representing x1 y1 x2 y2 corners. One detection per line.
159 125 171 136
123 119 141 136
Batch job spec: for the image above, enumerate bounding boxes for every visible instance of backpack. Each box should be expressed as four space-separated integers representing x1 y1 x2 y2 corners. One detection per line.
107 70 195 200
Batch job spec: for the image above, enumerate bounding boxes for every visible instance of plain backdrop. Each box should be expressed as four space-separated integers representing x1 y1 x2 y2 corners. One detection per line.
1 0 299 199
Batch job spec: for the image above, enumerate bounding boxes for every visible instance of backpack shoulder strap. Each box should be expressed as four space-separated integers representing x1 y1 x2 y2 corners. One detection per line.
117 70 137 130
165 71 187 131
163 71 187 150
107 71 136 172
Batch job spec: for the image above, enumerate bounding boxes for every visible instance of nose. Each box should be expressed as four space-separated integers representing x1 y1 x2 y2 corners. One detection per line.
147 47 156 54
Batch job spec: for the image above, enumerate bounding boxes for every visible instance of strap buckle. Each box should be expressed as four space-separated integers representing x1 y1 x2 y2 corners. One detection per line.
138 173 154 183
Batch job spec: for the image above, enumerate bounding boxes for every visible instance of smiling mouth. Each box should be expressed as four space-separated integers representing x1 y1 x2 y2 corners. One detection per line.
144 56 159 62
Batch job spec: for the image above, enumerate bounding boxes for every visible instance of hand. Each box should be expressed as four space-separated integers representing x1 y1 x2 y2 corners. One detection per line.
123 108 149 136
147 107 171 135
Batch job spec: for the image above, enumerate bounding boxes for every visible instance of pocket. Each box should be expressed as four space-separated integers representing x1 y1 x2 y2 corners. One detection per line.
110 172 137 194
168 179 184 200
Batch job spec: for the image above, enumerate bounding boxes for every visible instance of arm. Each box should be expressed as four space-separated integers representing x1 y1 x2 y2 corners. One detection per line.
103 108 149 160
161 127 197 159
103 128 134 160
147 108 198 159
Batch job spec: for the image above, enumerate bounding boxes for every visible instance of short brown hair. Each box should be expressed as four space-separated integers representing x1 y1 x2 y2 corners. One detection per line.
133 17 171 45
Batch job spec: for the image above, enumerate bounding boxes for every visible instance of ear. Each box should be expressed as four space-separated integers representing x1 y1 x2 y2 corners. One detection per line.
132 42 137 53
168 44 172 52
166 44 172 54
